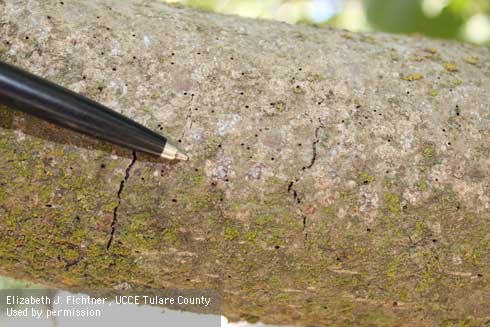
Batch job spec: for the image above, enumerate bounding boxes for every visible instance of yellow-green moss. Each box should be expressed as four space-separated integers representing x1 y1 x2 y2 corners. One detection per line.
383 192 400 214
463 56 478 65
224 227 240 241
443 62 458 72
357 171 374 184
401 73 423 81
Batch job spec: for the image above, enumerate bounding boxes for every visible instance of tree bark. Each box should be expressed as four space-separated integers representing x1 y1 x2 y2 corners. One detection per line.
1 0 490 326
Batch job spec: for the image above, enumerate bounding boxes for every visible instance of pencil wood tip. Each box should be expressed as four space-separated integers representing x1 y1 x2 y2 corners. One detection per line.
175 151 188 161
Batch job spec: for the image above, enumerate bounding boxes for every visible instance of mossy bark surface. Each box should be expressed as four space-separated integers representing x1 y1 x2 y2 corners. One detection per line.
2 0 490 326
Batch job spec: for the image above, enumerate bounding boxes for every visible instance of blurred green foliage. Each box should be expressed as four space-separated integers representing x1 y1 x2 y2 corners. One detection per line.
366 0 489 41
164 0 490 44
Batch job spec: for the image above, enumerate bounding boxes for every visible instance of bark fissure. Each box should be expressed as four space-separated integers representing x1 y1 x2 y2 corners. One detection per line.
106 151 137 250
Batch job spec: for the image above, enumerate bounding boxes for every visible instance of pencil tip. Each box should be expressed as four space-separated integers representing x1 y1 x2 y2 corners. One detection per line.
175 151 188 161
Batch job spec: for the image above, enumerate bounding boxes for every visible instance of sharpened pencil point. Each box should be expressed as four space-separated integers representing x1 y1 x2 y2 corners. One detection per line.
175 151 188 161
161 142 188 161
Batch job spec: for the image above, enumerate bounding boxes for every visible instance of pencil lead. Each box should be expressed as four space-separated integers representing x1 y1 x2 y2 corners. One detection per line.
160 142 188 161
175 151 188 161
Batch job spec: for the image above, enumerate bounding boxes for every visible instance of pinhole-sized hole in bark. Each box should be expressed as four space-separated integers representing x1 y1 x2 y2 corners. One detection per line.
100 51 104 55
448 142 451 146
171 62 174 65
336 257 341 261
406 91 410 95
218 144 222 148
341 120 345 123
393 302 398 306
60 1 64 5
456 205 460 210
366 228 371 232
46 204 52 208
356 105 361 109
197 52 201 55
133 56 136 59
25 36 29 40
435 178 439 182
101 164 105 168
245 105 249 109
183 92 187 96
82 75 86 80
96 16 100 19
178 139 182 143
240 92 244 95
106 27 110 31
112 67 116 71
132 34 136 37
228 275 231 278
246 147 250 150
275 245 280 249
97 86 103 92
298 143 302 147
478 273 483 277
240 143 244 146
171 52 175 56
172 199 177 203
211 110 215 113
271 157 274 161
47 16 51 19
230 57 234 60
254 134 258 137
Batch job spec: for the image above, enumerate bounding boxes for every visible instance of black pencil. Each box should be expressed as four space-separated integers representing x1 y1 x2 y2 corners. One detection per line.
0 60 188 161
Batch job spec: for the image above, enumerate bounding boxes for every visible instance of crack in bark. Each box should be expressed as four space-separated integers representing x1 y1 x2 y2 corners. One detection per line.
286 119 325 241
180 94 195 141
64 256 83 271
106 151 137 250
305 126 321 169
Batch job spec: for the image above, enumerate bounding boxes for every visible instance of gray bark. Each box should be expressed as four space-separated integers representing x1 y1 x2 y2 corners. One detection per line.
1 0 490 326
